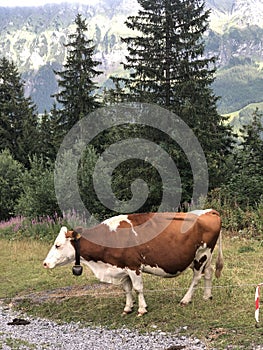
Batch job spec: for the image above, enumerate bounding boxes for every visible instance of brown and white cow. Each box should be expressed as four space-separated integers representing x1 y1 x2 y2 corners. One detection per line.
43 209 223 315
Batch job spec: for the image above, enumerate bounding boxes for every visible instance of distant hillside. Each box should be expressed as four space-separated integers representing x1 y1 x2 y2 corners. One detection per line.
225 102 263 134
0 0 262 115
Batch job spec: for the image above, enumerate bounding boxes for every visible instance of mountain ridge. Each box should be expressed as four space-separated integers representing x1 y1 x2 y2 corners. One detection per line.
0 0 262 114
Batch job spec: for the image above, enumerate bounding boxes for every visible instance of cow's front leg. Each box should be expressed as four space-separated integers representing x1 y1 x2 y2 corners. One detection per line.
122 277 134 314
127 270 147 316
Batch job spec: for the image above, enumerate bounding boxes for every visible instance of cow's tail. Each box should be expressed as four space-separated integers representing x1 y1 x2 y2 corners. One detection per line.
215 230 223 278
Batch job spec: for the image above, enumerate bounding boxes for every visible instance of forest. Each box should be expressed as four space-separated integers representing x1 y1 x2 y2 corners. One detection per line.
0 1 262 239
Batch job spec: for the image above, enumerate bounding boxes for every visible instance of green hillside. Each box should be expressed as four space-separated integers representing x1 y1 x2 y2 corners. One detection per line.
223 102 263 133
206 25 263 114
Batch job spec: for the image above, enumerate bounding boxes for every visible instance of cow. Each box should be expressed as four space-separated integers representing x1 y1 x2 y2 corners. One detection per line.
43 209 223 316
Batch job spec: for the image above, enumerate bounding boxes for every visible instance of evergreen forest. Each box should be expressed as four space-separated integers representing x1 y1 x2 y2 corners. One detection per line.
0 2 262 238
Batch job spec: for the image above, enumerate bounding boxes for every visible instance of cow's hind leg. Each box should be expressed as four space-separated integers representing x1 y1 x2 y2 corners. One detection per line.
203 255 213 301
180 245 212 306
122 277 134 314
127 270 147 316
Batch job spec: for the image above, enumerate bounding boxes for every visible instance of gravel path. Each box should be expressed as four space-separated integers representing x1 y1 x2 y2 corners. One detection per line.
0 303 208 350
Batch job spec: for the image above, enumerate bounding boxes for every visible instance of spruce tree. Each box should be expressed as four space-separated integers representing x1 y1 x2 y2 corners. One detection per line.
0 57 39 168
53 14 102 134
38 109 61 162
111 0 234 197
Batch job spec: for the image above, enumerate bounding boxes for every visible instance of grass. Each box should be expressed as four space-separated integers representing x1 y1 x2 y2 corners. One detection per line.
1 337 37 350
1 235 263 349
0 239 90 299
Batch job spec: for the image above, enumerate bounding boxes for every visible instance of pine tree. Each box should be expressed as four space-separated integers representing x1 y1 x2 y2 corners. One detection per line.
38 108 62 162
110 0 234 196
53 14 102 134
0 57 39 168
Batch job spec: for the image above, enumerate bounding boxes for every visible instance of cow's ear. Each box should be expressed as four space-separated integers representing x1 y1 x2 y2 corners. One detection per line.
65 230 74 239
65 228 82 240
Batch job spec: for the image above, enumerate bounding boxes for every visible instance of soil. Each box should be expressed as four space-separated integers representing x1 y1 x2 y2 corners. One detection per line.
9 283 121 307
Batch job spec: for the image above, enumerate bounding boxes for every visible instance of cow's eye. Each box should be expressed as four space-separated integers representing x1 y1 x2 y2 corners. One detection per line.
55 244 60 249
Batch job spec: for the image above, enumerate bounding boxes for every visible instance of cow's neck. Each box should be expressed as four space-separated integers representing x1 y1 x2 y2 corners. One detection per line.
72 235 83 276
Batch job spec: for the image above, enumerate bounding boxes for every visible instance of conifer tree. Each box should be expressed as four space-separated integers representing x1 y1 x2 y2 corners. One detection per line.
38 108 62 162
53 14 102 134
111 0 234 196
0 57 39 168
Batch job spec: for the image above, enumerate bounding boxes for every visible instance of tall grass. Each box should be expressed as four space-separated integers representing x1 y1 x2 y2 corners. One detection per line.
1 198 262 242
0 211 89 242
0 215 62 242
206 192 263 239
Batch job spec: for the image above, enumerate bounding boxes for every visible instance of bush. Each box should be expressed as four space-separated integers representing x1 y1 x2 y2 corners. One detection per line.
0 149 24 220
15 156 60 219
207 189 263 239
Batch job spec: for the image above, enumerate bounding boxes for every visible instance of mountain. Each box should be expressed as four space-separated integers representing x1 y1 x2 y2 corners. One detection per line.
208 0 263 32
0 0 262 115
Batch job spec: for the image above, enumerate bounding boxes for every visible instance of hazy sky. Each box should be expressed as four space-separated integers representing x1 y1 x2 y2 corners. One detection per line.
0 0 100 7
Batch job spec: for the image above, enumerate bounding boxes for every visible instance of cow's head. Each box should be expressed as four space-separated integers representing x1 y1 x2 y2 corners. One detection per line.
43 226 76 269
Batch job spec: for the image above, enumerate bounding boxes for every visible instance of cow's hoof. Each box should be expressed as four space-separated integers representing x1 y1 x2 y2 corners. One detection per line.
137 312 146 317
122 310 133 316
203 296 213 301
180 300 191 307
137 309 147 317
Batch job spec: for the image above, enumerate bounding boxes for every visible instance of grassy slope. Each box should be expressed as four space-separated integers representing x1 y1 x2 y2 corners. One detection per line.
1 236 263 349
223 102 263 134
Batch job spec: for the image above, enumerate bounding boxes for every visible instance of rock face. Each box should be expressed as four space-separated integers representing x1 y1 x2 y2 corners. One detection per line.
208 0 263 30
0 0 262 113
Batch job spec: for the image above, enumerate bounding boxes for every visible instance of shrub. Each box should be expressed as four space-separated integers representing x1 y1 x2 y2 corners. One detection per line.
207 189 263 239
0 149 24 220
15 156 60 219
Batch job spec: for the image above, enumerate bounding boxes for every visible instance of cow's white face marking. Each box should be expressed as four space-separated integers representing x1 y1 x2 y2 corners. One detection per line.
103 214 138 236
43 226 75 269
